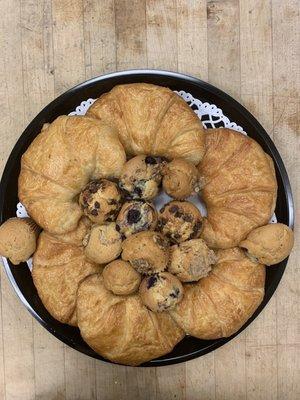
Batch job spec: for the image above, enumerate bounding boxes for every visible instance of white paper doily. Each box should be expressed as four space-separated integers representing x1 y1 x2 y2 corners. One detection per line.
16 90 277 268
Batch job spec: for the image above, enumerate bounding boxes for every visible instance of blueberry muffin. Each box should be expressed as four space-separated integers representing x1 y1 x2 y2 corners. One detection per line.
121 231 169 275
119 155 164 200
157 201 203 243
79 179 122 224
116 200 158 238
139 272 184 312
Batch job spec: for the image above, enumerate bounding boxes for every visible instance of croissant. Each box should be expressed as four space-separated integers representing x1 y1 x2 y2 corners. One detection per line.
32 218 101 325
76 273 184 366
198 129 277 248
18 116 126 234
86 83 205 164
171 248 265 339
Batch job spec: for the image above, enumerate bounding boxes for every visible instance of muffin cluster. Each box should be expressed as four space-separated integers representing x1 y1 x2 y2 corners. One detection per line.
75 155 218 313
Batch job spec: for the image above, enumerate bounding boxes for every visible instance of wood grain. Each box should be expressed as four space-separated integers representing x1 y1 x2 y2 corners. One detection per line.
115 0 147 70
0 1 299 399
177 0 208 79
272 1 300 399
239 2 279 398
83 0 116 78
146 0 178 70
207 0 240 99
0 1 35 399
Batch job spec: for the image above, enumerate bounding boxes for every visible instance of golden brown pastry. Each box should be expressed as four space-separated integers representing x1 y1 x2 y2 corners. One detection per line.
169 239 217 282
86 83 205 163
18 115 126 235
121 231 169 274
157 201 203 243
119 155 163 200
76 274 184 366
32 219 101 325
79 179 122 224
0 218 40 264
162 158 200 199
139 272 184 312
52 216 92 246
83 223 122 264
171 248 265 339
103 260 141 295
198 128 277 249
239 223 294 265
116 200 157 238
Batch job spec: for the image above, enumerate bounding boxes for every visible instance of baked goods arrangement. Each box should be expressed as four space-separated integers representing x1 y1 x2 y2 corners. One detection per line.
0 83 294 366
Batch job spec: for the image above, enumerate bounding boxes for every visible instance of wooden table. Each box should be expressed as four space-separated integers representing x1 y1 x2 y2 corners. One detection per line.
0 1 299 399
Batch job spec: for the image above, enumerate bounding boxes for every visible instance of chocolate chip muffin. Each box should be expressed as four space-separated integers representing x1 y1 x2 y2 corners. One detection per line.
103 260 141 295
83 223 122 264
162 158 200 199
119 155 164 200
79 179 122 224
157 201 203 243
239 223 294 266
139 272 184 312
116 200 158 238
121 231 169 275
169 239 217 282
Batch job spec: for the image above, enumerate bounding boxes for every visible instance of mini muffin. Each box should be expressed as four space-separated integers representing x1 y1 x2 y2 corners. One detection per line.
157 201 203 243
116 200 158 238
121 231 169 275
239 223 294 266
139 272 184 312
0 217 40 265
119 155 164 200
103 260 141 295
162 158 200 199
169 239 217 282
79 179 122 224
83 223 122 264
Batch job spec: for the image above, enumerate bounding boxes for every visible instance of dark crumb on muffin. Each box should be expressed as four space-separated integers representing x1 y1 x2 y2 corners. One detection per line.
133 186 143 197
127 209 141 224
189 220 202 239
88 180 105 193
174 211 183 218
169 287 180 299
108 198 118 205
147 274 158 289
115 224 121 232
94 201 100 209
145 156 157 165
107 209 118 217
157 218 169 231
182 214 193 222
90 209 98 216
153 234 169 249
169 205 179 214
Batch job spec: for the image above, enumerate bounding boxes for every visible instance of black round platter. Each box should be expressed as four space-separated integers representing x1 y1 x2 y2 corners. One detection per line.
0 70 294 367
